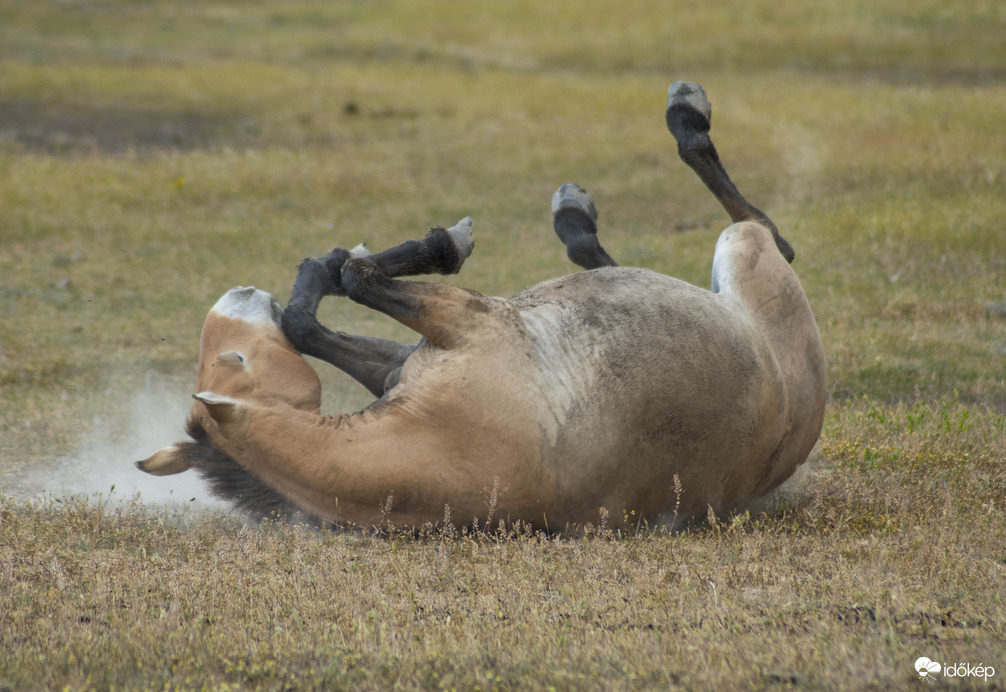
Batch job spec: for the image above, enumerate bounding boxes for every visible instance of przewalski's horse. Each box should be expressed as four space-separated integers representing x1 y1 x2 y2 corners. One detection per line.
137 82 826 530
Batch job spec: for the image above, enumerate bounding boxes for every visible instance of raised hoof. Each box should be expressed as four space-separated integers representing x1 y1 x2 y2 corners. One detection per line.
349 243 371 259
551 183 598 223
446 217 475 263
666 81 711 124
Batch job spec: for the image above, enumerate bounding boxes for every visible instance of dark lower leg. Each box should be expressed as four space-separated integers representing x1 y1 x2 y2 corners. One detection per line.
665 81 795 263
318 217 474 288
282 217 475 391
366 219 474 277
283 216 478 384
282 258 416 397
552 183 617 270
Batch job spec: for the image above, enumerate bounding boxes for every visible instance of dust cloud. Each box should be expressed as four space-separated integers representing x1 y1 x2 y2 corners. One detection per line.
8 378 230 513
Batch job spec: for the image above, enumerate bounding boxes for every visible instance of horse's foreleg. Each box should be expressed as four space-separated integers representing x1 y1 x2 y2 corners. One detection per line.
315 217 474 288
363 218 474 278
283 256 417 397
340 264 496 352
282 217 476 394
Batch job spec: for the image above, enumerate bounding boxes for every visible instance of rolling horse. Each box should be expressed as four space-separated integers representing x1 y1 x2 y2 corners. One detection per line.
137 82 826 530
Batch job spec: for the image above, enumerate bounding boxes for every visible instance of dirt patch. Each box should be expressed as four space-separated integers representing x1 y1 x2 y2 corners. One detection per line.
0 100 256 155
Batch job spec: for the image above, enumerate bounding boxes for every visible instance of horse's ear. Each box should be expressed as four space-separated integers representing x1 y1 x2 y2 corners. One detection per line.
193 391 242 424
136 444 194 476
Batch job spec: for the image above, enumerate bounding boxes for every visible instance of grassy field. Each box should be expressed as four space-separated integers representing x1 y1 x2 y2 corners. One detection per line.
1 0 1004 689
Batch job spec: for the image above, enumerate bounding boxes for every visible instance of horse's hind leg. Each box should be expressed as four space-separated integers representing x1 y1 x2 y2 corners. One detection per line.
552 183 617 270
665 81 795 263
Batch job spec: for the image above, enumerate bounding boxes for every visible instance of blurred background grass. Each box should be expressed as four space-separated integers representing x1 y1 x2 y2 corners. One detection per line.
0 0 1003 469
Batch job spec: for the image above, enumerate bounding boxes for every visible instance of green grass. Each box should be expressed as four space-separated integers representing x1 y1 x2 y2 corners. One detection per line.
1 0 1004 689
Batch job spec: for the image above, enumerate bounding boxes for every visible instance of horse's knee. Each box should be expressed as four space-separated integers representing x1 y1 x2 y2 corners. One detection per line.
341 258 422 320
289 257 340 308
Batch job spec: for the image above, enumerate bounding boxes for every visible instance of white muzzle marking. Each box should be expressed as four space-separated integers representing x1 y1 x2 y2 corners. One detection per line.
211 286 283 327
